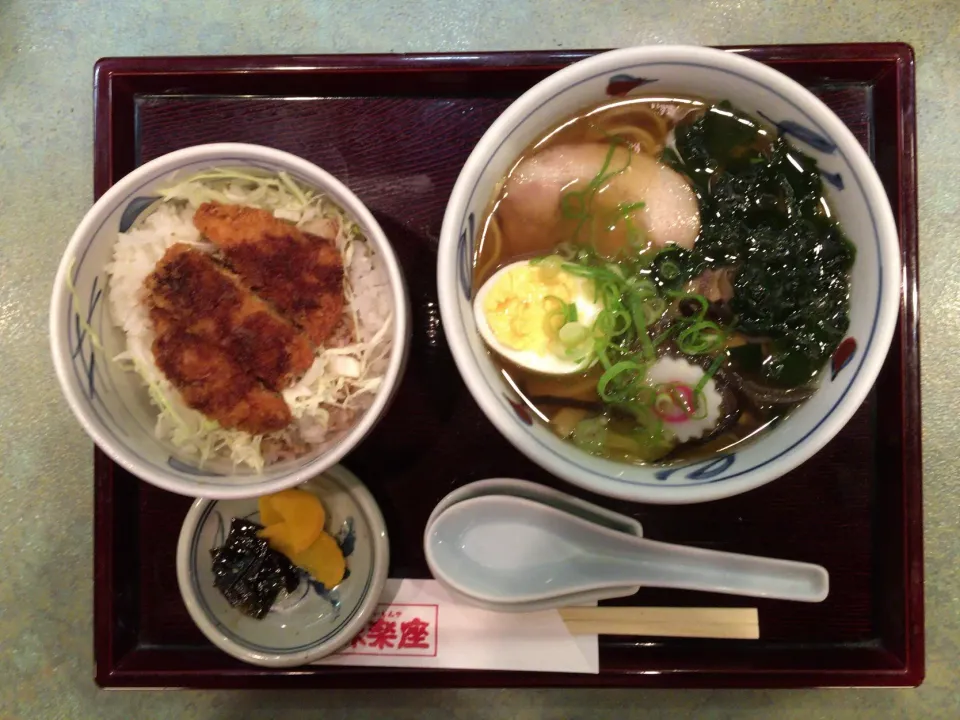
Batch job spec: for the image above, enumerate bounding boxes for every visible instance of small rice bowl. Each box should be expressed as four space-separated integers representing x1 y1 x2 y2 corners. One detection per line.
105 169 393 472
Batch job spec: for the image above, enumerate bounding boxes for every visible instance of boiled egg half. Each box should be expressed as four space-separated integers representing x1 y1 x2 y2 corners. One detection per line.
473 257 603 375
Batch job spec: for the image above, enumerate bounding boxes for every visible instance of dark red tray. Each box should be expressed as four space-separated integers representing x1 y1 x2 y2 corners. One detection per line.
92 44 922 689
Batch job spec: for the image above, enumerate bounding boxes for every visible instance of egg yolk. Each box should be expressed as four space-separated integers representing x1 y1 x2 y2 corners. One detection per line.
483 264 587 354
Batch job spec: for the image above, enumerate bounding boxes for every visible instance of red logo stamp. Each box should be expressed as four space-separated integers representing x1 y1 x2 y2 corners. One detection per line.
343 603 439 657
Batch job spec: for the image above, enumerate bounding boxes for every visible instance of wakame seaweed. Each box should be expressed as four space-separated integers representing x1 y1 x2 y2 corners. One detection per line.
659 101 855 386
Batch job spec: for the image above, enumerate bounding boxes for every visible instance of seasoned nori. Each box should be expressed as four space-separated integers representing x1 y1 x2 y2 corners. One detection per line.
210 517 300 620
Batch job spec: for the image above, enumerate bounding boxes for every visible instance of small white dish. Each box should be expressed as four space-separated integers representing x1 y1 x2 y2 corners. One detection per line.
176 464 389 668
50 142 410 499
425 478 643 611
426 495 829 607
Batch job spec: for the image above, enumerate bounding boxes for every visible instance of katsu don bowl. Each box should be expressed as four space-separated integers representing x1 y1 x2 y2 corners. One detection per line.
438 46 901 504
51 144 409 499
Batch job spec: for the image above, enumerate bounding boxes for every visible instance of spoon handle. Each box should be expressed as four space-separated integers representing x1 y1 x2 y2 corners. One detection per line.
603 537 829 603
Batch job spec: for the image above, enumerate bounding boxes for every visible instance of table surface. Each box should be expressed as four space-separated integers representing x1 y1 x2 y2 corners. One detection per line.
1 1 956 718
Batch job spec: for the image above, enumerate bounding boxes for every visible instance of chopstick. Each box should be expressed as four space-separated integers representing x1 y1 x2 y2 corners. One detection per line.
559 607 759 640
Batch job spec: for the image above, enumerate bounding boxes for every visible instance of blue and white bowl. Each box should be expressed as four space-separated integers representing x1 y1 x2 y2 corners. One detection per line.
437 46 901 504
176 465 389 668
49 143 410 498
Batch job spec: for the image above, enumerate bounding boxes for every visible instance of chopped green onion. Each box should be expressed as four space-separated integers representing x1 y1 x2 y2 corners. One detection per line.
537 176 739 419
637 323 655 360
692 389 709 420
641 296 667 325
537 255 563 279
558 322 588 346
660 260 680 280
654 392 675 416
652 325 676 346
612 308 633 335
597 360 647 403
676 320 725 354
558 140 632 247
695 352 728 394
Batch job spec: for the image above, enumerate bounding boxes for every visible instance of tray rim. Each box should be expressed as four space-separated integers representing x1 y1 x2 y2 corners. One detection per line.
92 43 923 690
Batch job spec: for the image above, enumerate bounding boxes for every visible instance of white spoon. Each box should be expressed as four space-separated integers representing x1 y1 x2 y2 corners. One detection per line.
424 478 645 611
425 495 829 604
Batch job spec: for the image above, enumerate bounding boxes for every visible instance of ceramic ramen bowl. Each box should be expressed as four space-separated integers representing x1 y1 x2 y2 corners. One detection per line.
437 46 901 504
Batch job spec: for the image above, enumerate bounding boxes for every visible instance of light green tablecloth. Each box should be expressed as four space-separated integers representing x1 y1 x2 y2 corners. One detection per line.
1 1 957 717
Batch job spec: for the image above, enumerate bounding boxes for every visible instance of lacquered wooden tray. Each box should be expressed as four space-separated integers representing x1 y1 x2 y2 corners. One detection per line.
92 44 922 689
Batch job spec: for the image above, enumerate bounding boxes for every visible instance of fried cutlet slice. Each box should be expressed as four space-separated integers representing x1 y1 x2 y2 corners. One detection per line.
151 315 292 434
192 202 345 346
145 244 314 391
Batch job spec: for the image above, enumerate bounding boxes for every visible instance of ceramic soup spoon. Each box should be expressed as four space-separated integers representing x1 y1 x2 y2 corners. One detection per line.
425 495 828 604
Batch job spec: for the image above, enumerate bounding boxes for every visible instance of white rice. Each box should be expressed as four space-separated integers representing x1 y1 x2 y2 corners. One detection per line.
104 172 392 472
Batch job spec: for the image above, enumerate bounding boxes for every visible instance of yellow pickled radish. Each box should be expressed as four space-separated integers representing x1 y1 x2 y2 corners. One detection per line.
259 523 295 555
287 531 346 589
257 495 283 527
257 488 326 554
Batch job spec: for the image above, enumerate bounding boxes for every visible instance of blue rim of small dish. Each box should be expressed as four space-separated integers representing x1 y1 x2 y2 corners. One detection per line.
450 57 887 489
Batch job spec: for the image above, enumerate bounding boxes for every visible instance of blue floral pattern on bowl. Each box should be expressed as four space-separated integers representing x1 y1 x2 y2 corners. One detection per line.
458 211 475 299
754 111 845 190
605 74 658 96
71 273 103 401
821 171 845 191
756 110 838 154
504 394 533 426
70 195 160 403
118 195 162 232
654 454 736 482
830 337 857 381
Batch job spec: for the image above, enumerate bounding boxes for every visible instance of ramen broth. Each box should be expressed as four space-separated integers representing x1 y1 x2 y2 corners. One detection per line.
471 96 855 465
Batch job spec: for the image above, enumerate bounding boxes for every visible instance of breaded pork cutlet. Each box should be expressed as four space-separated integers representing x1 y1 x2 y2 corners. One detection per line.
192 202 345 346
146 244 314 392
151 314 292 434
